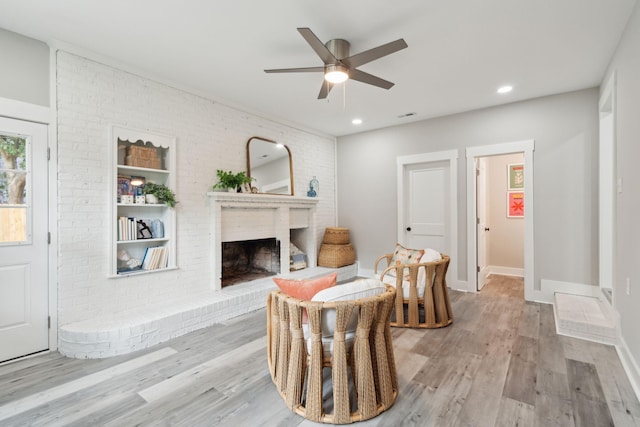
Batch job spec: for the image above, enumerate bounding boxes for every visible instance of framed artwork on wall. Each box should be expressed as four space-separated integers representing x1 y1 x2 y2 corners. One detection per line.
507 191 524 218
508 163 524 190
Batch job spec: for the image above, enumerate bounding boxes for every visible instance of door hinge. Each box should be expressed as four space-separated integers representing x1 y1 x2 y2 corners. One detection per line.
48 316 51 329
47 147 50 160
48 232 51 244
477 218 480 225
477 266 480 273
476 168 480 176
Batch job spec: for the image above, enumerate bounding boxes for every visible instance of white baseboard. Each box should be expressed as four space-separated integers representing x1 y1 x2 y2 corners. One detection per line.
533 279 600 304
616 335 640 403
487 265 524 277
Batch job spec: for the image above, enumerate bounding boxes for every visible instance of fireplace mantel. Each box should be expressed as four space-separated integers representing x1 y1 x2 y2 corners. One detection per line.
207 192 319 290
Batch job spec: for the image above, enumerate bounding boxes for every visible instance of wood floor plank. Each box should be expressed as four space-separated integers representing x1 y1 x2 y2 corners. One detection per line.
455 329 515 427
538 304 568 375
590 344 640 426
517 302 540 339
494 396 534 427
138 336 265 402
566 358 615 426
502 354 537 406
0 347 176 422
423 351 482 426
534 393 575 427
0 277 638 426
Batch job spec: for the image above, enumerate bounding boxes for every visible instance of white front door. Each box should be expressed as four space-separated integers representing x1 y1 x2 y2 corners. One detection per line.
404 161 449 255
476 157 489 290
0 117 49 363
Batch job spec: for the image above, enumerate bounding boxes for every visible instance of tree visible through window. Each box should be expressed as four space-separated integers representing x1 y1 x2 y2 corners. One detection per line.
0 134 27 243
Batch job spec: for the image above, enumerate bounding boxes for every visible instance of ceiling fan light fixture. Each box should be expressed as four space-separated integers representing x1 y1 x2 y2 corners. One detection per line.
324 64 349 84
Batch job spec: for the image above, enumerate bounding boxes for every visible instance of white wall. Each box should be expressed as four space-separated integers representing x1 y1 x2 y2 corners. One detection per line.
337 88 599 290
602 1 640 391
55 51 336 325
0 28 49 107
487 153 524 269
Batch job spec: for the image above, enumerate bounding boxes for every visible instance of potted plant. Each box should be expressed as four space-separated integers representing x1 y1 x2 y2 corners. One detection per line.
235 171 254 192
144 182 178 207
213 169 253 192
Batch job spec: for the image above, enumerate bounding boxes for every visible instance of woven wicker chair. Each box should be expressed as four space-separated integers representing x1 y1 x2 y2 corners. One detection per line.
374 253 453 329
266 282 398 424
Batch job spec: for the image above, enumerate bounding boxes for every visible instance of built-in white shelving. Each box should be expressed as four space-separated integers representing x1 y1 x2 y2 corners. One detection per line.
110 126 177 277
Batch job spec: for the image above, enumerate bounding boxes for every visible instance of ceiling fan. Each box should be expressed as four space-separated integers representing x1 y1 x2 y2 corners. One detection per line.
265 28 408 99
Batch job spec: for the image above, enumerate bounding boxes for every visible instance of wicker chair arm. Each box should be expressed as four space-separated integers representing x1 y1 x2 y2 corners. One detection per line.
373 254 393 274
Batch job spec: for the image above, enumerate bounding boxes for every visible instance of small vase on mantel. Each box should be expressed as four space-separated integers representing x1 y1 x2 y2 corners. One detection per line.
307 176 319 197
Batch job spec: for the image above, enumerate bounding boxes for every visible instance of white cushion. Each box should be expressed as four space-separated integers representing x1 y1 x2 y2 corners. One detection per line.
377 249 441 299
417 249 441 287
303 278 386 357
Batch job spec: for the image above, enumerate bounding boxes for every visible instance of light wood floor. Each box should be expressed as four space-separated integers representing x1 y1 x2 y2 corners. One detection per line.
1 275 639 426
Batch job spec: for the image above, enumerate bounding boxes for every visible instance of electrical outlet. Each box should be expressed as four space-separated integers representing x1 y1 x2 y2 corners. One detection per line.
626 277 631 295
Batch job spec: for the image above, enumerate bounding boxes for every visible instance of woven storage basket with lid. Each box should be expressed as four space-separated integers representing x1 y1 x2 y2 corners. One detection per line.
322 227 350 245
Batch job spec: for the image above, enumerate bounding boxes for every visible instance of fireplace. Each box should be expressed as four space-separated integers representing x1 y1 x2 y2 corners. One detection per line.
208 192 319 291
222 238 280 287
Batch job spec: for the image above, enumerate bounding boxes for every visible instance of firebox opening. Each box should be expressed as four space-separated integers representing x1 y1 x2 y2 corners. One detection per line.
222 238 280 287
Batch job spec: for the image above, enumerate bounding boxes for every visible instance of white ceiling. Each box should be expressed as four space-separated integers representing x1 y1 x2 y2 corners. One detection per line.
0 0 635 136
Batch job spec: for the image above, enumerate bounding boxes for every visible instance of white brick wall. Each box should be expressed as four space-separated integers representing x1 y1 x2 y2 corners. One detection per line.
56 51 336 326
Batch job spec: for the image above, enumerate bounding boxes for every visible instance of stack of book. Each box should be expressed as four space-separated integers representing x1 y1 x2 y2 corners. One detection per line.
141 246 169 270
117 217 139 241
117 217 158 240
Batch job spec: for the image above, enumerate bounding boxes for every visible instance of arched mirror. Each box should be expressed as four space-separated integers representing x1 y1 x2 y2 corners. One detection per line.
246 136 294 195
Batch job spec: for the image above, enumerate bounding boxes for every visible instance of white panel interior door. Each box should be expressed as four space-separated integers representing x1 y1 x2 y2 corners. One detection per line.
0 117 48 363
476 157 489 290
405 161 448 255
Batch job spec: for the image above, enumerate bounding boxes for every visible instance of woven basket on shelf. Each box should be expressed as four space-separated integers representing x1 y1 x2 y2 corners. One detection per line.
322 227 350 245
318 243 356 268
125 146 161 169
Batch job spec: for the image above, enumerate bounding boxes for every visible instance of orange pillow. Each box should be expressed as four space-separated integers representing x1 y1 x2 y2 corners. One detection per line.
273 272 337 301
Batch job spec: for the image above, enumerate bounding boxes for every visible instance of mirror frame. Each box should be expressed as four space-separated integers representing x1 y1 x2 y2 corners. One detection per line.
246 136 294 196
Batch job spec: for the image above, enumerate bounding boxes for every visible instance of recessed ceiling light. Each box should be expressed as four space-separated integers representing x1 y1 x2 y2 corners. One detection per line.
497 85 513 94
352 118 362 125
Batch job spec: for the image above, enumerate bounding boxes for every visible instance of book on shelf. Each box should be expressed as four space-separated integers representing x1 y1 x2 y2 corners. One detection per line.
117 176 132 200
117 216 139 241
141 246 169 270
117 217 163 241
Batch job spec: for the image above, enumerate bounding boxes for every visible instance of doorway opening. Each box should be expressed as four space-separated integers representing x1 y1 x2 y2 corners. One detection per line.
466 140 534 299
475 153 525 291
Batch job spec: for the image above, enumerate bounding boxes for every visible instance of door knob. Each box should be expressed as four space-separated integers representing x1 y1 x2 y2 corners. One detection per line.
406 227 412 232
484 227 490 231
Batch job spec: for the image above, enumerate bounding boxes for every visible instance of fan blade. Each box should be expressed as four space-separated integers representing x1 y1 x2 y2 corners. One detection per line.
318 80 333 99
297 28 338 65
349 69 394 89
264 66 325 73
343 39 408 68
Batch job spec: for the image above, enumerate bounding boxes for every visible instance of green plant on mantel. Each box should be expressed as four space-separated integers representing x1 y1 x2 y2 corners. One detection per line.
212 169 253 192
144 182 178 207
